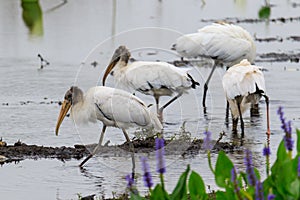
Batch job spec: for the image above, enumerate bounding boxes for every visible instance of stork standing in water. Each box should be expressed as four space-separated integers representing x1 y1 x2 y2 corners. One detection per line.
222 59 270 138
102 45 200 121
55 86 162 167
173 22 256 109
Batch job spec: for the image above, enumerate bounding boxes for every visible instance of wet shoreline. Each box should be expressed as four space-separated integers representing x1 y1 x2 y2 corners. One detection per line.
0 137 236 165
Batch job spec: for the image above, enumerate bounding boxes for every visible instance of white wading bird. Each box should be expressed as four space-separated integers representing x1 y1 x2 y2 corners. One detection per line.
222 59 270 137
173 22 256 108
102 46 200 121
55 86 162 167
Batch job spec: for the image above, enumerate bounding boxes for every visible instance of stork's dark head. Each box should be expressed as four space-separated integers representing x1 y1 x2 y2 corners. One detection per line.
102 46 131 86
110 45 131 64
56 86 83 135
64 86 83 105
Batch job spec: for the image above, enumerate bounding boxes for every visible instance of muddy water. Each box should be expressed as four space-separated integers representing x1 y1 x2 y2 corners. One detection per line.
0 0 300 199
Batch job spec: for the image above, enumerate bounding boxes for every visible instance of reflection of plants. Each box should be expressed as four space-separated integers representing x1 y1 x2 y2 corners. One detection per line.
21 0 43 36
258 0 271 19
125 107 300 199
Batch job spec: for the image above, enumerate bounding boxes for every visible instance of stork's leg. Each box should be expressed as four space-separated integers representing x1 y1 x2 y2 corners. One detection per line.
158 93 183 119
154 95 160 115
202 64 217 108
153 95 163 122
225 100 229 127
232 116 238 134
79 125 107 167
122 129 136 179
262 95 271 139
237 102 245 138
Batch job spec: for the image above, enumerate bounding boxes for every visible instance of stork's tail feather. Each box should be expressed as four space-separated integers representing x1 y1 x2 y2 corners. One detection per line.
149 112 163 131
253 83 265 95
187 73 200 89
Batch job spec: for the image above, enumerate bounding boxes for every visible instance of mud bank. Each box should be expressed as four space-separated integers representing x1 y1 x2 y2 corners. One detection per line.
0 137 236 164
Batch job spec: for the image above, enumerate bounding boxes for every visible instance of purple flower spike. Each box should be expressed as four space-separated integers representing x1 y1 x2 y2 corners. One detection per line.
202 130 213 150
284 134 294 151
155 138 166 174
230 167 236 183
255 181 264 200
125 174 134 188
244 149 256 186
231 167 239 192
267 194 276 200
277 106 294 151
263 145 271 156
140 157 153 189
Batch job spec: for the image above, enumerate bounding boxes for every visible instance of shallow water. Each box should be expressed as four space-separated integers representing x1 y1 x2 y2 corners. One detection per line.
0 0 300 199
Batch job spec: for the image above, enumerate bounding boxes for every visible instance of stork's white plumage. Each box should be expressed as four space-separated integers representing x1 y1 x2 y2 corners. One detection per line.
173 22 256 108
174 22 256 65
55 86 162 167
102 46 199 120
222 59 270 136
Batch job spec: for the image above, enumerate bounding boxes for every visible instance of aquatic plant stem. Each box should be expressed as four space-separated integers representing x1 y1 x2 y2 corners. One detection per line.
207 150 215 174
266 154 270 177
160 173 165 191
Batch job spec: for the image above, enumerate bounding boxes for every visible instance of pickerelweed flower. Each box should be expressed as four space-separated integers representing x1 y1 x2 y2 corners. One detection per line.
263 145 271 156
140 157 153 189
125 174 134 188
155 138 166 174
202 130 213 150
267 194 276 200
244 149 256 186
277 106 294 151
255 180 264 200
230 166 242 200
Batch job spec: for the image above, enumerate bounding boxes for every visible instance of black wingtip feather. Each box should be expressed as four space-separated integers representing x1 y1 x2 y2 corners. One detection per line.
187 73 200 89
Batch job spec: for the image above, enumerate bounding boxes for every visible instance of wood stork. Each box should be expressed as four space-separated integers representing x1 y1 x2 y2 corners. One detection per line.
55 86 162 167
222 59 270 137
102 45 200 121
173 22 256 109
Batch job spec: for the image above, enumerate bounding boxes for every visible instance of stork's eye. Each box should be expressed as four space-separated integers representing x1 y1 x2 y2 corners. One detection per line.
65 93 72 101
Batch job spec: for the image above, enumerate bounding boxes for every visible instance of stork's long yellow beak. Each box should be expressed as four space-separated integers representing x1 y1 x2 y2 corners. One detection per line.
102 59 118 86
55 100 71 135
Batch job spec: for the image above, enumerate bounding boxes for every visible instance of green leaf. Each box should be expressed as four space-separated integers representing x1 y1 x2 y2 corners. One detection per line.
270 156 298 198
188 171 207 200
296 129 300 153
289 155 300 198
215 151 234 188
258 6 271 19
272 140 288 171
263 176 275 195
254 167 261 181
289 178 300 199
215 190 234 200
151 184 169 200
130 193 144 200
170 165 190 200
277 140 288 160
